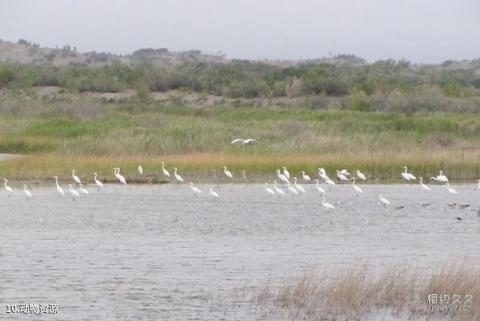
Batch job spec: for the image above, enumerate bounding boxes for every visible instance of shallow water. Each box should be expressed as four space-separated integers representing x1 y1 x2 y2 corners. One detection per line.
0 183 479 320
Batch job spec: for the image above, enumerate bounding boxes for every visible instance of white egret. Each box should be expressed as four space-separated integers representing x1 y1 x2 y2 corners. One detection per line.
315 179 326 194
282 166 290 179
93 172 104 189
293 177 306 193
189 182 202 196
230 138 258 145
161 162 171 177
318 168 327 179
446 183 458 195
54 176 65 196
321 197 335 210
273 181 285 196
352 177 363 193
173 167 184 183
336 170 349 182
401 166 416 182
419 177 431 191
379 194 390 207
242 170 249 183
79 183 89 195
265 183 275 195
3 178 13 194
23 184 32 198
339 169 350 177
287 182 299 195
113 167 127 186
431 170 449 184
301 171 311 181
324 177 336 186
72 169 82 185
138 165 144 176
68 184 80 199
223 166 233 179
212 169 220 184
356 170 367 181
209 188 219 198
276 169 290 184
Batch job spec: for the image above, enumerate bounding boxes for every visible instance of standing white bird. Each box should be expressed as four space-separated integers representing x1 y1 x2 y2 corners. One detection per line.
282 166 290 179
287 182 299 195
72 169 82 185
3 178 13 194
352 177 363 193
324 176 336 186
138 165 144 176
189 182 202 196
315 179 326 194
356 170 367 181
339 169 350 177
321 197 335 210
445 183 458 195
273 181 285 196
318 168 327 179
23 184 32 198
336 170 349 182
293 177 306 193
276 169 290 184
113 167 127 186
401 166 416 182
161 162 171 177
79 183 89 195
54 176 65 196
301 171 311 181
379 194 390 207
93 172 104 189
68 184 80 200
223 166 233 179
242 170 249 184
419 177 431 191
431 170 449 184
265 183 275 195
209 187 219 198
230 138 258 145
174 167 184 183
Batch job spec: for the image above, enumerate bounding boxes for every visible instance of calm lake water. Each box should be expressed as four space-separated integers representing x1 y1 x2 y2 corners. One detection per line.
0 183 479 320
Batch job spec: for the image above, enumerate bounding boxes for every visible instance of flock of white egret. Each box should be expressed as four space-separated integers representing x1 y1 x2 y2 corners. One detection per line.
2 162 479 211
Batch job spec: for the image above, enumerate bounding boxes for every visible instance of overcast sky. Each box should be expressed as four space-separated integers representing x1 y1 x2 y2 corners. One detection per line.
1 0 479 63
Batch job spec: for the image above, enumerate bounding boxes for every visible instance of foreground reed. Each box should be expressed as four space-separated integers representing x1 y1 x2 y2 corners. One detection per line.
255 260 480 321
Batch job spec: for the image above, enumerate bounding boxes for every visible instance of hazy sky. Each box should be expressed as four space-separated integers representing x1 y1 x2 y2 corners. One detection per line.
1 0 479 62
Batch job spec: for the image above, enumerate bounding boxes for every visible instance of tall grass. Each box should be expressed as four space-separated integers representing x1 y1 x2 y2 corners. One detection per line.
255 260 480 321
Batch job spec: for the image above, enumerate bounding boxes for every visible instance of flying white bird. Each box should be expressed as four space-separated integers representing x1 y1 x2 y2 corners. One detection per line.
419 177 431 191
138 165 144 176
3 178 13 194
189 182 202 196
93 172 104 189
301 171 311 181
401 166 416 182
265 183 275 195
273 181 285 196
161 161 171 177
352 177 363 193
23 184 32 198
315 179 326 194
293 177 306 193
209 187 219 198
72 169 82 185
356 170 367 181
173 167 184 183
230 138 258 145
54 176 65 196
223 166 233 179
321 197 335 210
379 194 390 207
276 169 290 184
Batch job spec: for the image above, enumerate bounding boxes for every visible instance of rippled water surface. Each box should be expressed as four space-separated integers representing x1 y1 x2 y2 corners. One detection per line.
0 183 479 320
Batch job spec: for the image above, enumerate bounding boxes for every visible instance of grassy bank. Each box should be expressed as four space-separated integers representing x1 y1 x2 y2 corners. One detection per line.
0 92 479 181
255 260 480 321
